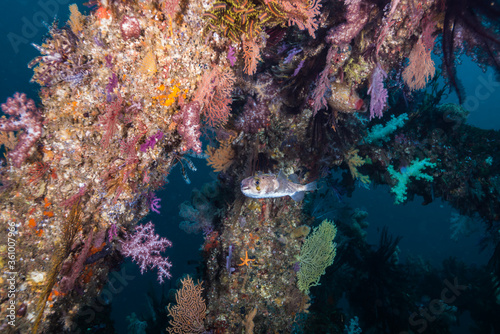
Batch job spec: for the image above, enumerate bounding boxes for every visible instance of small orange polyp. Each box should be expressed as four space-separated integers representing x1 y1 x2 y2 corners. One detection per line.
43 211 54 218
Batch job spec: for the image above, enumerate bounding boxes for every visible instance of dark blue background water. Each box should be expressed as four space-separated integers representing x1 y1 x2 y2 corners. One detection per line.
1 2 498 333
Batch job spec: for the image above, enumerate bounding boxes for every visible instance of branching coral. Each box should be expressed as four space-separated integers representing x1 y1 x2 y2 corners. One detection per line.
204 0 321 41
99 93 124 148
387 158 436 204
345 148 370 184
59 230 94 293
4 0 500 332
0 93 43 167
206 139 235 172
121 222 173 283
167 276 206 333
68 4 85 35
194 65 236 127
402 36 435 90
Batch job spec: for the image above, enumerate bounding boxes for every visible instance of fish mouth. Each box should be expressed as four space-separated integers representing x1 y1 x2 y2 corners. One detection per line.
240 179 249 190
240 183 252 193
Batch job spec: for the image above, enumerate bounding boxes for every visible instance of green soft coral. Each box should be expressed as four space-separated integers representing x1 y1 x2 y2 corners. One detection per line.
364 113 409 144
387 158 436 204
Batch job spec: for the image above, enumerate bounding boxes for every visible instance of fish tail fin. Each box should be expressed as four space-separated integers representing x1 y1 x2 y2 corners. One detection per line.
290 181 317 201
304 181 317 192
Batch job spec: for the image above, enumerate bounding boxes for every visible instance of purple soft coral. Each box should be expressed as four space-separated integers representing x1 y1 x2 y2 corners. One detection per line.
140 130 164 152
0 93 43 167
147 191 162 214
121 222 172 283
106 73 119 102
368 64 388 119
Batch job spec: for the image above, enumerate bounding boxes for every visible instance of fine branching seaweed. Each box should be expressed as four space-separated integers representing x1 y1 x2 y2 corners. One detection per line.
33 201 83 333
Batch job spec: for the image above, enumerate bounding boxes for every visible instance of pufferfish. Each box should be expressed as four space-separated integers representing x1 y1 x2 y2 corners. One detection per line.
241 171 317 201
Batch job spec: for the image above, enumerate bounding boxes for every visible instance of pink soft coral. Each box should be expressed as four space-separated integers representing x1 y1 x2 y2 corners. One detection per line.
121 221 173 283
0 92 43 167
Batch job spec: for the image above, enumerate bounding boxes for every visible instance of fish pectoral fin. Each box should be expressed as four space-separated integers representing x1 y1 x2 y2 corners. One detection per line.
290 191 305 201
288 173 300 183
277 170 287 181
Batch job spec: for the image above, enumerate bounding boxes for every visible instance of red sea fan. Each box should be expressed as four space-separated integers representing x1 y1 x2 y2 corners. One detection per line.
242 38 261 75
275 0 322 38
194 66 235 127
167 276 206 333
402 37 435 91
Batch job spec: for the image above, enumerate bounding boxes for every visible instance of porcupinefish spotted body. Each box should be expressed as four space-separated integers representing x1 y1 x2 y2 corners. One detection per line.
240 171 317 201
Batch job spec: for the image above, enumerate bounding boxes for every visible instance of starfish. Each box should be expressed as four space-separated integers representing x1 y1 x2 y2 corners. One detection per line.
238 251 255 267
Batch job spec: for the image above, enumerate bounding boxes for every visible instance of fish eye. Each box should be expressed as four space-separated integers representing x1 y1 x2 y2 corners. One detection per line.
255 180 260 185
